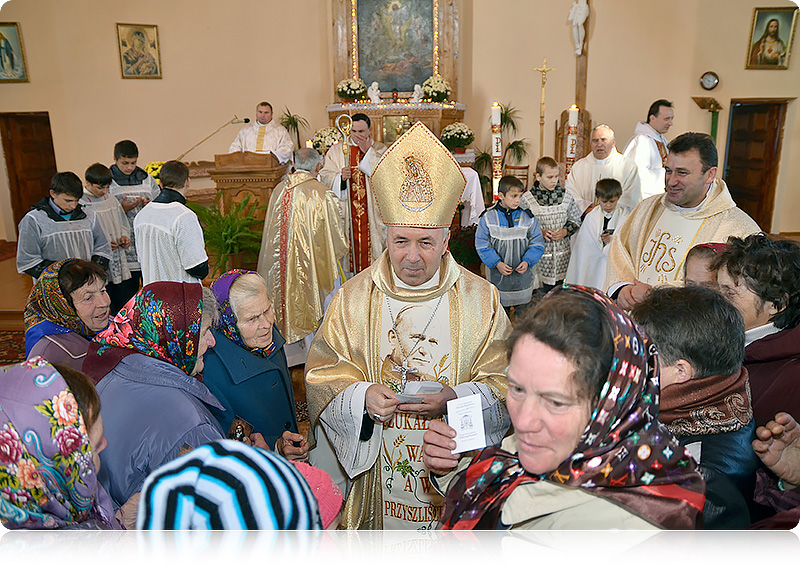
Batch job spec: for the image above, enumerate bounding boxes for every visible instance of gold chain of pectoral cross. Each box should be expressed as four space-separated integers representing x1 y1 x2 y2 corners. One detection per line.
385 295 444 391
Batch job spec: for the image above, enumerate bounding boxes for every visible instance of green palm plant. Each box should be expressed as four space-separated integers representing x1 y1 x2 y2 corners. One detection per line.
186 193 265 277
472 103 530 198
280 107 310 149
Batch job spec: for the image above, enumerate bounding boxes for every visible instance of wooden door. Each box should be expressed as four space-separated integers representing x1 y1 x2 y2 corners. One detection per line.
0 112 57 236
723 100 788 232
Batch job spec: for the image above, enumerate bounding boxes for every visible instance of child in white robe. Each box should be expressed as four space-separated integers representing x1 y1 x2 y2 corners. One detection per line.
566 178 629 290
80 163 134 315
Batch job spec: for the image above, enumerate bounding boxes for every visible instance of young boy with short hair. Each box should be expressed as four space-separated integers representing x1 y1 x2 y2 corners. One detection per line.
80 163 136 314
521 157 582 294
109 139 161 291
16 171 111 279
476 175 545 317
134 160 209 285
565 178 630 290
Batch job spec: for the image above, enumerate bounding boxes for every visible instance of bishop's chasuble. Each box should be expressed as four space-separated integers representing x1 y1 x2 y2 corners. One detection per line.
605 178 760 292
306 251 511 529
257 170 348 344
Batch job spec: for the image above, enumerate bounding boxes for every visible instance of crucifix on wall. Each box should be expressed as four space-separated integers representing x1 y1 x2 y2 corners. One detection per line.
532 57 555 159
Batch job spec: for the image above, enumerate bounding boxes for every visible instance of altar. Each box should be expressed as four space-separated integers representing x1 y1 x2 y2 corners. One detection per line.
327 101 465 145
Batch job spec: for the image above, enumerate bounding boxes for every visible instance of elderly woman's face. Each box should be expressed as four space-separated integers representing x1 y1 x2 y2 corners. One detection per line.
235 291 275 350
717 266 777 330
71 276 111 332
505 335 592 475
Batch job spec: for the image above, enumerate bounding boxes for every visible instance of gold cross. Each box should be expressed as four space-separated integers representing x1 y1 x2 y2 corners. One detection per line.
533 57 556 86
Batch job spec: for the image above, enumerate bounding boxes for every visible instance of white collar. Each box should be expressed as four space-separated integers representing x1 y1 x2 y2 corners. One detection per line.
392 266 440 290
593 153 613 165
675 188 711 212
745 322 781 347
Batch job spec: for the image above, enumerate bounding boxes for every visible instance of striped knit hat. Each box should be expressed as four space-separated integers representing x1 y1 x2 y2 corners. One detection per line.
136 440 322 530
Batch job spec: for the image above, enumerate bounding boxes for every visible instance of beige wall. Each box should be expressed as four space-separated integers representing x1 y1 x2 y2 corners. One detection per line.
0 0 798 241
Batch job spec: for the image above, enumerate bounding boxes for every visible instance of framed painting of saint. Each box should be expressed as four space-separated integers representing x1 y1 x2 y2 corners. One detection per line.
333 0 457 99
0 22 29 83
116 23 162 79
745 7 797 70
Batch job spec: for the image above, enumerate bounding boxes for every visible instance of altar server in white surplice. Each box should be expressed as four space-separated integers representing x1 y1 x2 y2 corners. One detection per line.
607 132 760 310
565 178 629 290
228 101 294 164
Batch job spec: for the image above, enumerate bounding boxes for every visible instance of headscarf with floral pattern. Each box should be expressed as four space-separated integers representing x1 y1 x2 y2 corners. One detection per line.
0 357 119 529
82 282 203 384
24 259 96 357
439 285 706 530
210 269 276 357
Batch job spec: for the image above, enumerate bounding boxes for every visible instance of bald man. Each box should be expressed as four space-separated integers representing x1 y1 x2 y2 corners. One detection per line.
565 125 642 216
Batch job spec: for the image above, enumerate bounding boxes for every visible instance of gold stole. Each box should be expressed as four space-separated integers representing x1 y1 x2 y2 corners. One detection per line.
638 209 708 284
256 125 266 151
655 140 668 167
277 185 295 328
348 146 371 273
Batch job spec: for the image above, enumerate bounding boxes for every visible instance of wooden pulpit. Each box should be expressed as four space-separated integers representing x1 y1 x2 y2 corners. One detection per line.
209 152 290 222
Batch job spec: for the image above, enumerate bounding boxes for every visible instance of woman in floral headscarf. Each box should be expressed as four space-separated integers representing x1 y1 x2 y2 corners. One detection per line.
24 259 111 370
80 281 226 508
423 285 706 529
0 358 119 529
203 270 307 460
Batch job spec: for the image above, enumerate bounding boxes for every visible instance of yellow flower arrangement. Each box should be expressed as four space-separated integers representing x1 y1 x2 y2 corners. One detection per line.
144 161 165 180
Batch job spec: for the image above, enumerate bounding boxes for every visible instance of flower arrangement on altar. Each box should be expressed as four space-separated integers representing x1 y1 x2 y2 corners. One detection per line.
312 127 344 155
336 77 367 100
422 75 451 102
440 122 474 151
144 161 165 180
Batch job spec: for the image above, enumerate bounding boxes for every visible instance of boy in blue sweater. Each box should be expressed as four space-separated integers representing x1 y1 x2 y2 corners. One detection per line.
475 175 545 318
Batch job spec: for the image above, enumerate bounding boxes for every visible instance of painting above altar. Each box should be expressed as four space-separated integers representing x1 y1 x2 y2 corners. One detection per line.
358 0 433 92
334 0 457 100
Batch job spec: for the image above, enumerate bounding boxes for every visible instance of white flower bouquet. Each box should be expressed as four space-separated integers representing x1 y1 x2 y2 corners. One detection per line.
336 77 367 100
422 75 451 102
312 127 344 155
440 122 474 150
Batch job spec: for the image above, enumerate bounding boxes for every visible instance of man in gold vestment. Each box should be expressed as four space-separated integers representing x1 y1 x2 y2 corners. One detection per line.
257 148 348 363
306 123 511 529
606 132 760 309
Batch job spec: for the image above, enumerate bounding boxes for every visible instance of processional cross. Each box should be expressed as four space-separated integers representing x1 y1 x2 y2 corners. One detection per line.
532 57 555 159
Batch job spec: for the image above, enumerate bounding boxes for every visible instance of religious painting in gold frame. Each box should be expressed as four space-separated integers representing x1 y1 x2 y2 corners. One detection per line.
0 22 29 83
332 0 457 99
745 7 797 70
116 23 162 79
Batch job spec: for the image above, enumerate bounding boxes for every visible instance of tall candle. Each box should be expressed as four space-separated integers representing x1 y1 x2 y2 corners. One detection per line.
305 140 313 148
565 105 579 177
491 101 502 201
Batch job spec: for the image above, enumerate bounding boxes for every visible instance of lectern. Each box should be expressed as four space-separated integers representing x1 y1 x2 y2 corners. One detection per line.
208 152 290 222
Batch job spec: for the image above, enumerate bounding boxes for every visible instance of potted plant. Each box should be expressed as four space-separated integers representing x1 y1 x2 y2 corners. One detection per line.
472 103 529 202
280 107 309 149
422 75 451 102
312 126 344 155
186 193 264 277
440 122 474 153
336 77 367 102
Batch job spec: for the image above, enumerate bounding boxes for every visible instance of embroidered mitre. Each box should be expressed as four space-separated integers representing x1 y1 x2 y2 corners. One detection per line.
370 122 466 228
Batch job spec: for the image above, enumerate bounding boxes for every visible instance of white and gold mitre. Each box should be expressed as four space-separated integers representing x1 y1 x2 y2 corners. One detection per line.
370 122 466 228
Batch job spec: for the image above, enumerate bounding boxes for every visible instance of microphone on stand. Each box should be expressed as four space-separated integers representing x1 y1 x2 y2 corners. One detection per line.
176 115 250 161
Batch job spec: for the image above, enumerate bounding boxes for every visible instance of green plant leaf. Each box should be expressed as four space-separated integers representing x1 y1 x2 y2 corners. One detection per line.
280 107 310 148
502 139 529 166
500 103 520 137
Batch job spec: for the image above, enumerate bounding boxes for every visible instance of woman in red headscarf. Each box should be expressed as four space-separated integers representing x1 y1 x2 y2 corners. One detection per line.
423 285 706 529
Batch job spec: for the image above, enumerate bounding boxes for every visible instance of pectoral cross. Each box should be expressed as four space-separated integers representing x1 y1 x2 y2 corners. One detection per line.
532 57 555 158
392 364 418 391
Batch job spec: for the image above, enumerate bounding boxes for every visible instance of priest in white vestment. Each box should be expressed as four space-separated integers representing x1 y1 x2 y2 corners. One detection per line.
623 100 674 200
228 101 294 164
606 132 760 310
319 113 387 274
565 125 642 214
306 123 511 530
